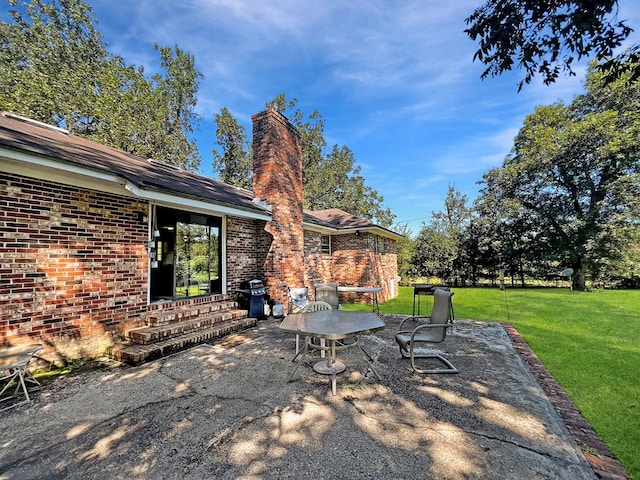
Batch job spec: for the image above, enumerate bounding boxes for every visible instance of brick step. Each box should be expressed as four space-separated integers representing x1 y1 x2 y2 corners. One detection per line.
109 317 258 365
146 299 239 327
129 308 249 345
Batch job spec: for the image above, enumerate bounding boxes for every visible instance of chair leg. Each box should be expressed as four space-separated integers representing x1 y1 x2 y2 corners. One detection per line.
289 336 309 381
358 341 381 381
0 366 31 411
409 345 458 374
15 368 31 402
304 336 326 358
292 334 306 362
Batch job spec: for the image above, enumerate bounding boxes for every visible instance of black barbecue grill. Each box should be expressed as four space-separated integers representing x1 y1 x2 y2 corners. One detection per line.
237 279 268 318
412 284 450 316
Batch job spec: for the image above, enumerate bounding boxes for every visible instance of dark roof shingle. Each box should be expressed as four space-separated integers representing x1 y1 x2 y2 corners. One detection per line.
0 113 264 215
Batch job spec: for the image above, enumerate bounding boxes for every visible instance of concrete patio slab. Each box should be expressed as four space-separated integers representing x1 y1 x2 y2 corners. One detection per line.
0 316 624 479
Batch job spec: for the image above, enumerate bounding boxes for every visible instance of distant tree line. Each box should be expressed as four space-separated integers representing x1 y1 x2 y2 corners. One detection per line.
399 62 640 291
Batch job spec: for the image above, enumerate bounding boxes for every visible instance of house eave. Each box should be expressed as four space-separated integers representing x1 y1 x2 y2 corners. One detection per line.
129 182 271 220
302 221 403 239
333 226 403 239
0 146 271 222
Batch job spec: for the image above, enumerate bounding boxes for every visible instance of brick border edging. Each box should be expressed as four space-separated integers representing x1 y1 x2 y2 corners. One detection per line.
502 323 630 480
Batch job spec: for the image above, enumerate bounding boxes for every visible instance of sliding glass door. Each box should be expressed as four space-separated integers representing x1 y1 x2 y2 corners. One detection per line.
175 222 220 298
150 206 222 301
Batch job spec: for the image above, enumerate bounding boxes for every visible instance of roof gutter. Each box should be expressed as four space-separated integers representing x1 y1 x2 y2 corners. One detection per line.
301 220 403 239
1 145 121 184
0 146 271 221
124 181 271 220
335 227 404 239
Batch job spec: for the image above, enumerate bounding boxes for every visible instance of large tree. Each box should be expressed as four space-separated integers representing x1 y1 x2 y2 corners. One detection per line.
465 0 639 90
143 44 203 171
0 0 202 170
0 0 108 129
479 62 640 290
412 186 471 285
212 107 253 190
473 188 559 286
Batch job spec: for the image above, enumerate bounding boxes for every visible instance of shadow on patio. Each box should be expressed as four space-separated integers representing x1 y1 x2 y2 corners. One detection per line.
0 316 601 479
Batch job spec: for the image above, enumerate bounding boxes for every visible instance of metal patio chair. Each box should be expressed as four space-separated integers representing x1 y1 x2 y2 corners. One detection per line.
300 300 333 358
288 286 310 354
1 344 43 411
395 288 458 374
314 282 340 310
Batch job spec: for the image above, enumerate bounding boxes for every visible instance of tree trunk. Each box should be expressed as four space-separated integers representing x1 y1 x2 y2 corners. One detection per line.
571 257 587 291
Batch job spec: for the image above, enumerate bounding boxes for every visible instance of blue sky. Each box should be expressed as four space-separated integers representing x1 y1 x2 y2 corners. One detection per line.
5 1 640 234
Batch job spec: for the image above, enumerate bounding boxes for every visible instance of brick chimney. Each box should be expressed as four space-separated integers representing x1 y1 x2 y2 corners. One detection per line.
252 109 305 304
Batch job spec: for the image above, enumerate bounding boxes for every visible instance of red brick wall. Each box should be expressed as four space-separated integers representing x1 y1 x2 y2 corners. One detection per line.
303 231 398 303
303 230 333 287
336 232 399 301
252 109 305 305
0 172 148 361
225 216 269 290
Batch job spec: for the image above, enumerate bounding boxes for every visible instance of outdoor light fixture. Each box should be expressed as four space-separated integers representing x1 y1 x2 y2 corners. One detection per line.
138 212 148 224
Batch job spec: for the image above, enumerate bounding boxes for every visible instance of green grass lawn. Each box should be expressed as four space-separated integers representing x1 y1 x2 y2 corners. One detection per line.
344 286 640 479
